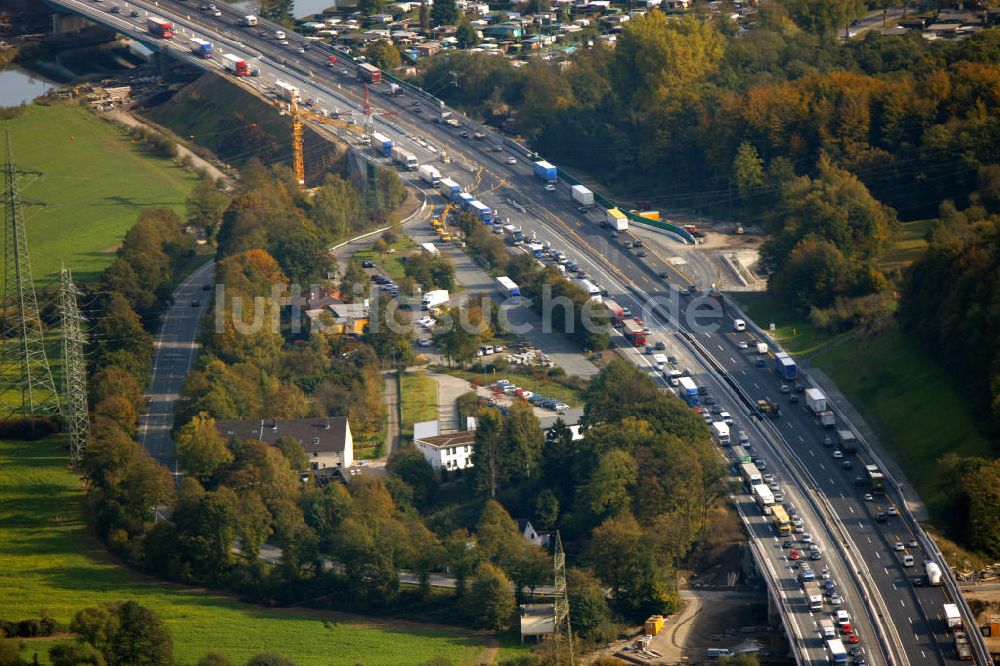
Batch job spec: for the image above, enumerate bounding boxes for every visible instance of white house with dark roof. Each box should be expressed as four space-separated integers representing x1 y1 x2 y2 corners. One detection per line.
215 417 353 471
415 431 475 471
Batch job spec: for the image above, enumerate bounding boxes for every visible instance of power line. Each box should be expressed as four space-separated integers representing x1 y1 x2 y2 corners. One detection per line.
60 265 89 465
0 130 60 418
552 531 574 666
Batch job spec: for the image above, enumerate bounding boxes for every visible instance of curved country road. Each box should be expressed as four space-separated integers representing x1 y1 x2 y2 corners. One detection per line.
138 260 215 472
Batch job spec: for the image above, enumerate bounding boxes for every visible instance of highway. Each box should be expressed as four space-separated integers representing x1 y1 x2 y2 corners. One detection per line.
47 2 988 663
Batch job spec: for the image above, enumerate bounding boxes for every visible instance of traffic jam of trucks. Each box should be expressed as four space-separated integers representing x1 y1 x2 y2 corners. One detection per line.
370 134 974 663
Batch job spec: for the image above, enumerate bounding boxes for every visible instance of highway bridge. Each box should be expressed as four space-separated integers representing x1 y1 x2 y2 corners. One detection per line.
40 2 991 663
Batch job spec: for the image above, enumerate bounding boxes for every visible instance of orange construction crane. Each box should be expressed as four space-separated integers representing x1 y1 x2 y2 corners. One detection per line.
279 98 366 189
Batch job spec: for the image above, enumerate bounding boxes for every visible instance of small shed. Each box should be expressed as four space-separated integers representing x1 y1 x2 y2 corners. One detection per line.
519 604 555 643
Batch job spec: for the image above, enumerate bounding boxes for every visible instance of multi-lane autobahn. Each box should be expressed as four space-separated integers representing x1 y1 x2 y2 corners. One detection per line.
45 1 989 663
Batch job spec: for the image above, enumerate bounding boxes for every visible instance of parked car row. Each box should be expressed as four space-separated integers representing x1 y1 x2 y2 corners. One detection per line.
491 380 568 413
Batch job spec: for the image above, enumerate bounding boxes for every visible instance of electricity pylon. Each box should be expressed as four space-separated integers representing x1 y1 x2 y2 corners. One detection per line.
59 265 88 464
0 131 59 418
552 531 574 665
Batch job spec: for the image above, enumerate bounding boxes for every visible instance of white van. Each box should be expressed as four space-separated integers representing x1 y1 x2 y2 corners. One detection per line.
734 318 746 331
820 619 836 638
652 353 668 371
836 610 851 626
903 553 914 567
274 30 286 39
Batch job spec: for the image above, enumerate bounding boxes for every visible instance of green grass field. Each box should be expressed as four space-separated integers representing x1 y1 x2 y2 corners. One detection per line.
812 329 992 516
735 292 838 356
0 437 495 665
352 236 418 282
400 370 439 437
879 219 932 274
3 104 199 284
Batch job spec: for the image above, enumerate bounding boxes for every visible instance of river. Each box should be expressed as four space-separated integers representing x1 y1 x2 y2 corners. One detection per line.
0 66 59 107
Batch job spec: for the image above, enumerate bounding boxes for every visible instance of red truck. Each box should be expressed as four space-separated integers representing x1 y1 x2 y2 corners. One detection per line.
357 63 382 84
603 298 626 326
221 53 250 77
147 16 174 39
622 318 646 347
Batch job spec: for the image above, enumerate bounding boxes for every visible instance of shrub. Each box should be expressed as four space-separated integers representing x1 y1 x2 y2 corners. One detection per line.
0 417 61 440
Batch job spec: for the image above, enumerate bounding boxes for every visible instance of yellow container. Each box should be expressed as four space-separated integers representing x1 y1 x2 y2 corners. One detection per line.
644 615 664 635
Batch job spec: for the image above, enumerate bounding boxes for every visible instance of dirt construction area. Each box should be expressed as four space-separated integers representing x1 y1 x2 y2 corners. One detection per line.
961 586 1000 658
648 589 782 664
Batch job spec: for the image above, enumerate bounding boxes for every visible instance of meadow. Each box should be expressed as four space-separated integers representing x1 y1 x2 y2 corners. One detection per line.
0 437 496 665
3 104 199 284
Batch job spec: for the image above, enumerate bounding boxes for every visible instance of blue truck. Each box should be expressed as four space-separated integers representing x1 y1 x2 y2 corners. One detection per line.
437 178 461 202
678 376 699 405
775 352 797 380
457 192 475 209
190 37 213 58
470 200 493 223
371 132 393 158
532 160 557 182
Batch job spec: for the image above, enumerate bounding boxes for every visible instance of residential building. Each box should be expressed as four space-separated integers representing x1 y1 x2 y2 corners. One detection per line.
415 431 475 471
215 417 354 472
517 519 552 549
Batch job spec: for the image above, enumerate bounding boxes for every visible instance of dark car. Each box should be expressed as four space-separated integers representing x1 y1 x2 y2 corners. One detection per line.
659 271 670 278
637 250 648 257
460 131 470 138
633 239 644 247
202 283 211 291
789 394 799 403
703 396 716 405
655 341 666 351
191 299 201 307
130 9 140 15
361 260 375 268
